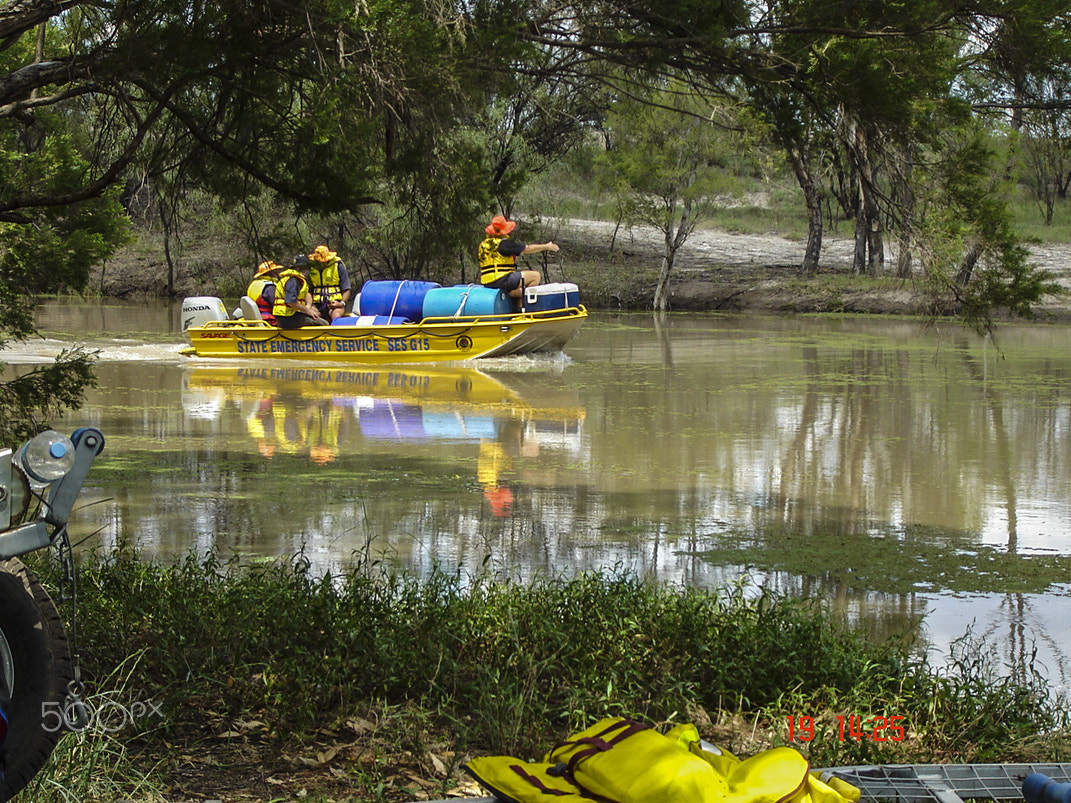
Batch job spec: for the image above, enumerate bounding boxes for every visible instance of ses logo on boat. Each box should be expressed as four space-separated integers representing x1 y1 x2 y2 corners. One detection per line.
232 337 432 354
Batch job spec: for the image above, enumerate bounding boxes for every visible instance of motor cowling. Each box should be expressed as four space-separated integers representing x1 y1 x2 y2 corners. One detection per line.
180 297 229 331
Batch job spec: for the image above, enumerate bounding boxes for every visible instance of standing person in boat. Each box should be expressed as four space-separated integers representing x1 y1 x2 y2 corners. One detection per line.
273 260 330 328
478 215 558 300
247 261 283 325
306 245 352 321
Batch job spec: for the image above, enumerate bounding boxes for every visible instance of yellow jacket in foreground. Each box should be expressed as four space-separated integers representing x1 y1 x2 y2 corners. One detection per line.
466 717 861 803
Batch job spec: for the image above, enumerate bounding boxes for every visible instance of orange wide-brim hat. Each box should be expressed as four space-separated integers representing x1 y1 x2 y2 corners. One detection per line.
309 245 338 262
485 215 517 236
254 261 282 277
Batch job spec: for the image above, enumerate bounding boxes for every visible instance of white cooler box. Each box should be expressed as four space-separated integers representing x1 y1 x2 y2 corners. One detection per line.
524 282 580 312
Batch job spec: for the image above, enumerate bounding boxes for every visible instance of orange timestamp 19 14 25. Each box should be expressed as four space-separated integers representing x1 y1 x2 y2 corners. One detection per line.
786 715 907 743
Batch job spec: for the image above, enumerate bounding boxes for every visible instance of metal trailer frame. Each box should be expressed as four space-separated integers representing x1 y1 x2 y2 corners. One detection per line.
816 764 1071 803
424 763 1071 803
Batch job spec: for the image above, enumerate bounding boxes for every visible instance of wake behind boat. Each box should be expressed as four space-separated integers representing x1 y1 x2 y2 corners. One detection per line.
180 280 586 364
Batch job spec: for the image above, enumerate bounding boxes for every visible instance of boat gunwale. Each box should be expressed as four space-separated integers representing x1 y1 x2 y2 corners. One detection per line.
191 305 588 341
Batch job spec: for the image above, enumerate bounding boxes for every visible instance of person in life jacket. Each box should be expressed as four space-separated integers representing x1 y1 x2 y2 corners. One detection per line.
273 260 330 329
478 215 558 299
247 261 283 325
306 245 352 321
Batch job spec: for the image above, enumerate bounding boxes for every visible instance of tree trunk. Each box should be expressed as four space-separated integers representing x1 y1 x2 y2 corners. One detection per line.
653 252 674 312
895 152 915 278
787 145 822 276
854 126 884 276
653 202 691 312
957 243 981 286
158 200 175 297
852 192 867 275
866 201 884 276
844 116 885 276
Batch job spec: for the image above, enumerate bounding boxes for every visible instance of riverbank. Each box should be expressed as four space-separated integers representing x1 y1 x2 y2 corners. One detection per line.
549 220 1071 321
23 553 1071 803
93 219 1071 322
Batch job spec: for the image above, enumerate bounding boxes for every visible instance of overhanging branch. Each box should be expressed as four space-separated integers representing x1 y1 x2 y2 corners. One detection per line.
0 58 91 107
0 0 86 54
0 96 167 217
131 77 382 210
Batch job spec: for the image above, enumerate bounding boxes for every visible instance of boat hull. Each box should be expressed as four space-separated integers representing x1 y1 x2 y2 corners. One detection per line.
182 307 587 363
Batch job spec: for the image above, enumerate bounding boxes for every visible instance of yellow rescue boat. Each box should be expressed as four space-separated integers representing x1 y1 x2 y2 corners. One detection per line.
179 281 587 364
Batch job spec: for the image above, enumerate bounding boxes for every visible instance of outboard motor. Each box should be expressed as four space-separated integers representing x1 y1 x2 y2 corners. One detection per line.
180 297 229 332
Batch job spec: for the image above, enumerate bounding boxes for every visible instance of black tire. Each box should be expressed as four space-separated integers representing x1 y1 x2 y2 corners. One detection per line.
0 558 72 802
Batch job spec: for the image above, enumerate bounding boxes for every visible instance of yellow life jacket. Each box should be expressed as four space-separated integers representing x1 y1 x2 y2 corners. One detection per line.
272 269 308 318
246 277 276 320
246 277 272 301
273 402 307 455
477 442 509 488
308 257 344 306
465 717 861 803
478 236 516 285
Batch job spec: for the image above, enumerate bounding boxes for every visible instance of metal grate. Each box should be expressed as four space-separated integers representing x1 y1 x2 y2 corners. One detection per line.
421 763 1071 803
817 764 1071 803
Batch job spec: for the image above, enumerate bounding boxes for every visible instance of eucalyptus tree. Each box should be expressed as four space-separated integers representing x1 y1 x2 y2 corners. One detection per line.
512 0 1064 326
959 0 1071 225
595 83 747 311
1019 103 1071 223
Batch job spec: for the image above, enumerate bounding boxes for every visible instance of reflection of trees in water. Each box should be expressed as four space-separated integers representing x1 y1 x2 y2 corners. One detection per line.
955 338 1018 553
955 339 1070 686
989 593 1071 692
763 335 1070 677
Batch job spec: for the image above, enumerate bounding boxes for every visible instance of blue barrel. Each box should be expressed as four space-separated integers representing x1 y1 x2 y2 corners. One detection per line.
422 285 512 319
359 401 427 440
358 280 440 322
421 411 498 440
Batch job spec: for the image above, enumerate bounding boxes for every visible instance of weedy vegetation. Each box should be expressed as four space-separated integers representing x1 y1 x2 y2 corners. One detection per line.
18 548 1071 802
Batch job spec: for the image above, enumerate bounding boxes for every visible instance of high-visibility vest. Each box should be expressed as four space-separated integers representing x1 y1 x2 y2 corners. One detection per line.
478 236 516 284
272 270 308 318
308 257 344 306
246 277 276 321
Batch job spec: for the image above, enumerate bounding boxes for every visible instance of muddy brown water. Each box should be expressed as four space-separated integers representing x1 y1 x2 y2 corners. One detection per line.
12 298 1071 687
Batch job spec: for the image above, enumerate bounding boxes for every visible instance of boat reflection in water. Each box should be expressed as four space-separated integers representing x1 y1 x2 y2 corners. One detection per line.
182 363 586 517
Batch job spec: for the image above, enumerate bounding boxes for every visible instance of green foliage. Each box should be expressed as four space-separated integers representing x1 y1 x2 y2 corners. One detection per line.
914 127 1065 332
0 115 131 338
351 130 492 282
16 655 166 802
594 81 754 308
54 551 1068 768
0 101 128 434
596 85 747 222
0 351 97 447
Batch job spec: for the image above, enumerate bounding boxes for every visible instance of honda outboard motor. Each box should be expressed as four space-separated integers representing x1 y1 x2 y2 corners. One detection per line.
180 297 229 332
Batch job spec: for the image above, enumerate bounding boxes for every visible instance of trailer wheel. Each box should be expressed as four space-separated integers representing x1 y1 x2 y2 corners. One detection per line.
0 558 72 801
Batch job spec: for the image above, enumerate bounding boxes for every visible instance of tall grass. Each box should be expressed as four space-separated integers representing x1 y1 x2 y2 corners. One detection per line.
14 654 166 802
21 549 1071 799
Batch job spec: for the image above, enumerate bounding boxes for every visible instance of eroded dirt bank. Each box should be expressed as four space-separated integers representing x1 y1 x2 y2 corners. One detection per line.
551 219 1071 320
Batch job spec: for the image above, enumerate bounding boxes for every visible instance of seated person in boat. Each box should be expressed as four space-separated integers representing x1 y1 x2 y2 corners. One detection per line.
306 245 352 322
247 261 283 324
478 215 558 299
273 260 330 328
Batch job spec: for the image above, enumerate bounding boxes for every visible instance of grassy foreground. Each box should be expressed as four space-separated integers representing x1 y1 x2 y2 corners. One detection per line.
18 550 1071 802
